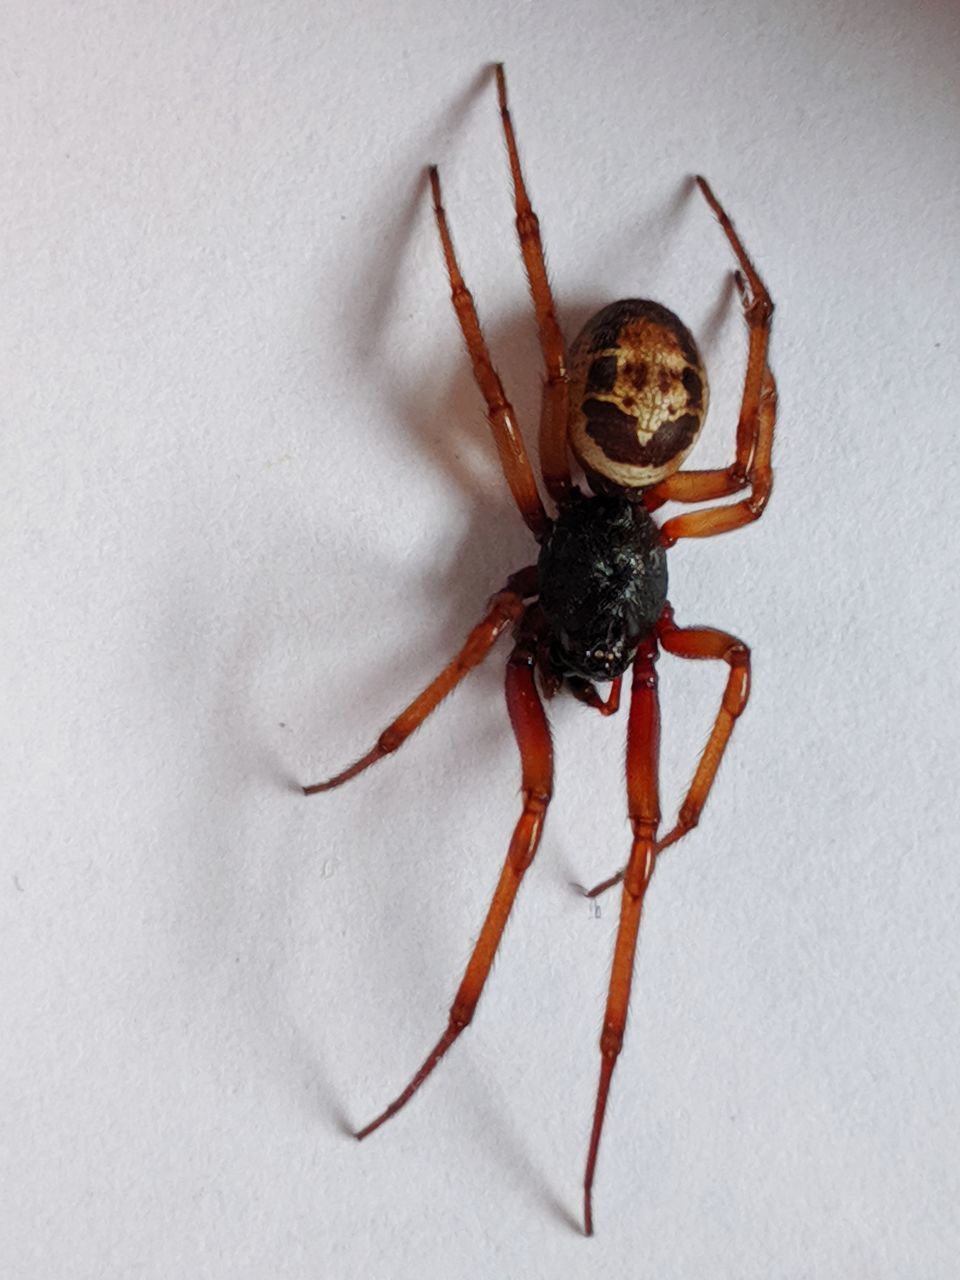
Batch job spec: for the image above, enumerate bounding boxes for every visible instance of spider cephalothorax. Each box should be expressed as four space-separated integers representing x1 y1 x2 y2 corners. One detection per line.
537 492 667 681
302 65 776 1236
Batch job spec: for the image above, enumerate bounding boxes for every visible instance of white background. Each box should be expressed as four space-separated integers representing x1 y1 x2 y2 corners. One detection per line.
2 1 958 1277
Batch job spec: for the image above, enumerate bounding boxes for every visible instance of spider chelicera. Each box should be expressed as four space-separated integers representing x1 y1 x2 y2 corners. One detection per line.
303 65 776 1236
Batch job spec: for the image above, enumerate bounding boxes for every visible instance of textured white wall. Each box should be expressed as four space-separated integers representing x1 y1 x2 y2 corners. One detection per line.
2 1 958 1277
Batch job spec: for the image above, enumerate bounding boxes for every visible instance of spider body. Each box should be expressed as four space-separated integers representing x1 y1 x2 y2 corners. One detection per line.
537 492 667 681
567 298 709 496
303 66 777 1236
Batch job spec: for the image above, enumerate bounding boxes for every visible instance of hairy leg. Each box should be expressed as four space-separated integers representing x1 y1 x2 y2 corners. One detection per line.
429 166 550 539
495 64 572 506
655 179 776 541
583 637 661 1235
302 567 537 794
354 621 553 1138
582 605 750 898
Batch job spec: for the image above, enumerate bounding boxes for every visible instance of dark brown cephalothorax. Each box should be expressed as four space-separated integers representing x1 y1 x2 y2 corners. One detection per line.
301 65 777 1238
568 299 709 495
537 491 668 680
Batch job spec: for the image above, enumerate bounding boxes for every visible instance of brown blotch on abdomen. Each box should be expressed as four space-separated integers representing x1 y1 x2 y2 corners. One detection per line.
681 366 703 410
585 355 618 394
582 399 646 463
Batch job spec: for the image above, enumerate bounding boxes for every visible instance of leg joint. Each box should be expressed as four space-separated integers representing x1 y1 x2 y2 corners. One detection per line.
449 1003 474 1031
515 210 541 241
624 830 657 896
745 488 771 519
600 1023 623 1059
630 818 659 842
486 589 525 622
524 787 552 810
676 804 700 833
377 726 404 754
744 293 774 325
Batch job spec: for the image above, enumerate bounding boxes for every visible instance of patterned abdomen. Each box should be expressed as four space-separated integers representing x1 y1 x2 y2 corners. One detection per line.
567 299 708 493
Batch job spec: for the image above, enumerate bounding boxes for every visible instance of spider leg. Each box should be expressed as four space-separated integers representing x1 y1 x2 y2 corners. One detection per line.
653 607 751 852
302 567 537 794
655 178 776 540
428 166 550 540
583 636 661 1236
495 64 572 506
581 605 750 898
354 622 552 1138
643 457 747 513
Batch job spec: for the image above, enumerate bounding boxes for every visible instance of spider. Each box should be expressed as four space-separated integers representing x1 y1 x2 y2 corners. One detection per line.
303 65 776 1236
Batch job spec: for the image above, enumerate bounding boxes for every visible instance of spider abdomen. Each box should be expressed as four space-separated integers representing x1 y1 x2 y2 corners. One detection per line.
537 494 668 681
567 299 708 495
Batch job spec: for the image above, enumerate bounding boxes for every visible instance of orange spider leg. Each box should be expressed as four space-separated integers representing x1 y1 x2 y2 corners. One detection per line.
655 610 751 852
429 166 549 540
302 568 537 794
646 464 747 510
583 606 750 899
355 626 553 1139
658 369 776 542
583 636 661 1236
495 64 572 506
654 178 776 538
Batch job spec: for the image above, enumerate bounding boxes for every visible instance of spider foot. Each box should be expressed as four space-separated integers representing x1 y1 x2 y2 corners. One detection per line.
302 744 382 795
583 870 627 901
